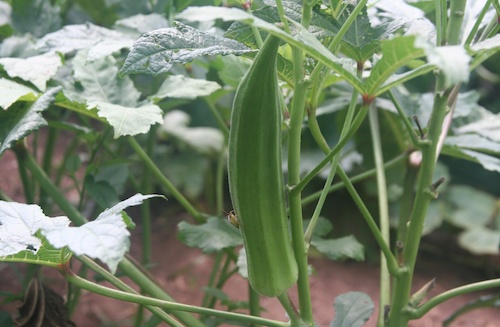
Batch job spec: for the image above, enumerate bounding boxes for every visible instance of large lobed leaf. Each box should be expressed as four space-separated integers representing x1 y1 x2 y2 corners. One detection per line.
0 53 62 91
0 201 70 258
0 78 38 110
36 22 135 61
120 22 253 76
0 194 161 273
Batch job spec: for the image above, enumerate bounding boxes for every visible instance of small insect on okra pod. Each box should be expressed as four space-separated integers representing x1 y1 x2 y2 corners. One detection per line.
227 34 298 297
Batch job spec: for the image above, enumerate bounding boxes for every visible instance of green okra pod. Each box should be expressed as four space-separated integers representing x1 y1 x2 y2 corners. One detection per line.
228 34 298 297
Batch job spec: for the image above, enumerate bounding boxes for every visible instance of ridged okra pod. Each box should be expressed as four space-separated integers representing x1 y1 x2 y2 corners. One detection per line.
228 35 298 297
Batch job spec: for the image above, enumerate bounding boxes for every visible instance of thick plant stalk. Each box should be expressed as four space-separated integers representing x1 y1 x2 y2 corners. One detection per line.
368 104 391 326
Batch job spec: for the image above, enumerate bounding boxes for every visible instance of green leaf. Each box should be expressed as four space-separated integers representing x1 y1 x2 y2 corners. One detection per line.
0 78 37 109
441 146 500 173
177 217 242 254
455 112 500 143
330 292 374 327
114 13 169 36
0 35 38 58
158 110 224 157
445 134 500 156
311 235 364 261
0 201 70 258
445 185 497 229
225 0 338 48
0 87 60 156
0 53 62 91
120 22 253 77
94 163 129 195
73 50 141 106
458 229 500 255
93 101 163 138
0 237 70 268
303 217 333 238
36 23 134 61
176 6 365 94
41 194 162 273
84 174 120 210
339 5 390 62
470 34 500 69
214 55 251 88
366 36 425 95
151 75 221 101
11 0 61 38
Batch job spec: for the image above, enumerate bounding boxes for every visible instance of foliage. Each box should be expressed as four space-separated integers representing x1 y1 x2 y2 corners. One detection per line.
0 0 500 326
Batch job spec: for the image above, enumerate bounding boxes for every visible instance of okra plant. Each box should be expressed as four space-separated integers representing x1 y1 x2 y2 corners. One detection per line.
1 0 500 326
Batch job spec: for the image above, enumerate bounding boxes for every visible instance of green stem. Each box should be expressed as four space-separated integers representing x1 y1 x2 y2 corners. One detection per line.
410 278 500 319
275 0 291 34
127 136 204 223
368 103 391 327
396 161 419 245
248 284 261 325
336 167 401 277
78 256 192 327
277 293 305 327
478 10 500 42
387 90 420 146
40 126 58 210
23 148 87 226
215 146 226 215
141 130 156 265
283 1 316 324
308 0 369 107
304 82 359 244
13 144 35 204
464 0 492 46
22 145 204 327
446 0 467 45
389 1 468 321
63 267 290 327
301 153 408 206
119 257 205 327
388 83 451 327
293 103 370 194
436 0 448 45
201 251 224 310
203 98 229 141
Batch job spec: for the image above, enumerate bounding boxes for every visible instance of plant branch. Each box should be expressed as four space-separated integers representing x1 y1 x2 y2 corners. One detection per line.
78 256 183 327
409 278 500 319
62 267 290 327
285 1 315 323
337 167 402 277
127 136 204 223
304 81 359 244
368 102 391 327
22 145 204 327
301 152 408 206
293 103 370 194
